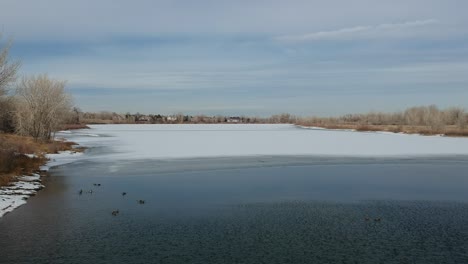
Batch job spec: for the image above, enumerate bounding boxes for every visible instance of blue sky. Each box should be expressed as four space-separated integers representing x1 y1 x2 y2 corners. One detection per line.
2 0 468 116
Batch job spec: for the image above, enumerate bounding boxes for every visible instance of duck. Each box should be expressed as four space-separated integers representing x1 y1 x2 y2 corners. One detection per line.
79 189 83 195
111 210 119 216
374 217 381 222
138 200 145 204
122 192 127 196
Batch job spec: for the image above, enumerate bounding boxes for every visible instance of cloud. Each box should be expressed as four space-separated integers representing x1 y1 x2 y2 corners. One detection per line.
3 1 468 114
2 0 467 41
276 19 439 42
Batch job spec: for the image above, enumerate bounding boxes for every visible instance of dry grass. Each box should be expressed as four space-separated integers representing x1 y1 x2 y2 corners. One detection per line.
61 123 90 130
0 133 78 186
444 129 468 137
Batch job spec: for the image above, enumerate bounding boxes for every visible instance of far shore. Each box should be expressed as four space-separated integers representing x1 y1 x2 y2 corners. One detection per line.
73 105 467 139
296 123 468 137
76 122 468 137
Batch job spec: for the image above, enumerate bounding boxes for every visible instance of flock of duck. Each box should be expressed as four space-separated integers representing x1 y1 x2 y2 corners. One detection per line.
365 216 382 222
78 184 145 216
77 184 382 222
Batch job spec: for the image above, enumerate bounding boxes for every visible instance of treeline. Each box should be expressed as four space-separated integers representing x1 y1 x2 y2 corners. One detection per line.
73 111 295 125
0 36 73 141
296 105 468 136
76 107 468 136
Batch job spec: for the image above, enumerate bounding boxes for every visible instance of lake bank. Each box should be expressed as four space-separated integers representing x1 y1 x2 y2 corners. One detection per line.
0 133 84 217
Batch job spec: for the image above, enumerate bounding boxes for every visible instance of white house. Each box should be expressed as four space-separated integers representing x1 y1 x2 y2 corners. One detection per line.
227 117 241 123
167 116 178 122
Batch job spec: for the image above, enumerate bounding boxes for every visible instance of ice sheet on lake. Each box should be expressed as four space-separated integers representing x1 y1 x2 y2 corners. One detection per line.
40 151 84 171
61 124 468 161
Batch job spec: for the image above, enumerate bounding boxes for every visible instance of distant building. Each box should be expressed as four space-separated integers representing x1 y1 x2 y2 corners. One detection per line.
137 115 150 122
167 116 178 122
227 117 241 123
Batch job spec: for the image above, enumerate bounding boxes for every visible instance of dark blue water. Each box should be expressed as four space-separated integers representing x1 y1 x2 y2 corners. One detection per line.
1 156 468 263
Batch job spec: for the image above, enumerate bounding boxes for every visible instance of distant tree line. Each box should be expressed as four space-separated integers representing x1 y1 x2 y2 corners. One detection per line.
75 106 468 136
73 111 297 125
0 35 73 141
296 106 467 136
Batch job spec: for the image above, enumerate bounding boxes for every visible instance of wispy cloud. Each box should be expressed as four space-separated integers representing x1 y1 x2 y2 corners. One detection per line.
276 19 439 42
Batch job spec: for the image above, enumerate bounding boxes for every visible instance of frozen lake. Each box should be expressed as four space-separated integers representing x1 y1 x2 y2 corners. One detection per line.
61 124 468 160
1 124 468 263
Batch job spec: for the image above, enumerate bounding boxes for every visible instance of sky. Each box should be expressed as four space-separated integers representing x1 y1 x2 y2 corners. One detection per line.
1 0 468 116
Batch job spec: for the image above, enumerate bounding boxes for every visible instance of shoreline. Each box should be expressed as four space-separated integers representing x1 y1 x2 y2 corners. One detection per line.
295 124 468 137
81 122 468 137
0 136 84 218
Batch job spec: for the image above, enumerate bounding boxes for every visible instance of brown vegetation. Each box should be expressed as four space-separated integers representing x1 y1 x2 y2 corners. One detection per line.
296 105 468 137
0 133 78 186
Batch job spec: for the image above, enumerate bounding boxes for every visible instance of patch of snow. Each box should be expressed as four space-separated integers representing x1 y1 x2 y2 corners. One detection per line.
18 173 41 182
0 195 27 218
0 178 44 217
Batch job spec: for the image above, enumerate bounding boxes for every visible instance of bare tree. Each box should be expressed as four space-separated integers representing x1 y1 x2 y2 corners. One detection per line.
15 75 72 141
0 35 20 132
72 107 81 124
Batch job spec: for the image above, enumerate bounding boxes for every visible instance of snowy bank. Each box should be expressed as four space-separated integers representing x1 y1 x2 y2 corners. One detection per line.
0 151 83 218
0 173 42 217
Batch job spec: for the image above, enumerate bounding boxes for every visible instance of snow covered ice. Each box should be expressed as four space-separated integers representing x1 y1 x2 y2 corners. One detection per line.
66 124 468 160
